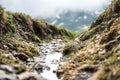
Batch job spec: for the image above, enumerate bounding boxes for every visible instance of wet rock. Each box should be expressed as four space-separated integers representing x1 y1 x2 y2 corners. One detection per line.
31 62 44 74
14 53 29 61
27 58 34 62
51 59 59 64
44 65 50 71
53 70 56 73
45 50 49 53
18 72 46 80
56 69 64 79
0 65 14 73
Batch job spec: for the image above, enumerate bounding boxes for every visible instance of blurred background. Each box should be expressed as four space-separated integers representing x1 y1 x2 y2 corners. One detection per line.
0 0 112 32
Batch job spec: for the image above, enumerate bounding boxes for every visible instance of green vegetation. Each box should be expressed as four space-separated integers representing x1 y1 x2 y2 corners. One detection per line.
16 65 26 74
0 5 78 66
58 0 120 80
8 39 40 58
80 26 99 41
0 52 20 65
63 41 78 55
5 12 16 33
57 26 77 41
96 54 120 80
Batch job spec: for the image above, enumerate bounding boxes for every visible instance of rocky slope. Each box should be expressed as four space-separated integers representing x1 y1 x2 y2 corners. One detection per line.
56 0 120 80
0 5 76 80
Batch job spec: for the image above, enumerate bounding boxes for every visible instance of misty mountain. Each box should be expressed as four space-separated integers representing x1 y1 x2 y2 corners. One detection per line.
37 10 104 31
0 0 111 32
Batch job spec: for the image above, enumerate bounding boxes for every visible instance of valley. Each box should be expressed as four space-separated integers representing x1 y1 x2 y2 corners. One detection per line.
0 0 120 80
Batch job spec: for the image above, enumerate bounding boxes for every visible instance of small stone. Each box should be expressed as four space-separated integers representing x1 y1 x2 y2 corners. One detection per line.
56 69 64 79
18 72 45 80
99 49 106 55
0 65 14 73
118 57 120 60
31 62 44 74
3 45 7 48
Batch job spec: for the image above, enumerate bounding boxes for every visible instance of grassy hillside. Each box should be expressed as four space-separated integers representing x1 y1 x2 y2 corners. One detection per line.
57 0 120 80
0 6 76 64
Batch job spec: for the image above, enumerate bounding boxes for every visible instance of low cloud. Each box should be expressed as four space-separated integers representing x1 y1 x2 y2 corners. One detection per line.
0 0 111 18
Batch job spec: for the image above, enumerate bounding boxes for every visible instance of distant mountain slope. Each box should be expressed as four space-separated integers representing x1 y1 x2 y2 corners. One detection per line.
37 8 109 31
45 11 97 31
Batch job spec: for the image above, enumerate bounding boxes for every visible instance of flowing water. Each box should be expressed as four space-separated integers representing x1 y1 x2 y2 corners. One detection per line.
27 39 66 80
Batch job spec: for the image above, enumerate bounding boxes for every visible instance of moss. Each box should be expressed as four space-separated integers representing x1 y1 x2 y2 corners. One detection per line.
100 27 118 44
16 66 26 74
33 35 41 42
7 39 40 59
96 55 120 80
5 12 16 34
113 17 120 25
80 25 100 41
63 41 78 55
0 5 4 21
57 26 77 41
0 53 20 65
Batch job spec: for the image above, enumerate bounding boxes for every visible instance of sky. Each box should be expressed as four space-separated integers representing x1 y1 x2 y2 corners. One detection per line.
0 0 111 18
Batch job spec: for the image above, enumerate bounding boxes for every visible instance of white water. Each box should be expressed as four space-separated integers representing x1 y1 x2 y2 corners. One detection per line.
32 39 66 80
41 52 62 80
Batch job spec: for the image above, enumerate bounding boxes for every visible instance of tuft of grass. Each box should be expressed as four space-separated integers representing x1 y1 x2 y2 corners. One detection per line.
0 53 20 65
63 41 79 55
80 25 100 41
5 11 16 33
7 39 40 59
57 26 77 41
96 54 120 80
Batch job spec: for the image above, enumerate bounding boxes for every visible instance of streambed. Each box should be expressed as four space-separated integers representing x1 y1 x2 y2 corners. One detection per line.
27 39 66 80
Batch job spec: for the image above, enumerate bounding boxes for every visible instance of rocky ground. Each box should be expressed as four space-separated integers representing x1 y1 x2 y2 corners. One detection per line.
55 0 120 80
0 5 76 80
0 39 68 80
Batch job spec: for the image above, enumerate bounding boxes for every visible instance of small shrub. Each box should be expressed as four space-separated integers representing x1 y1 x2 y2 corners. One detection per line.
63 41 78 55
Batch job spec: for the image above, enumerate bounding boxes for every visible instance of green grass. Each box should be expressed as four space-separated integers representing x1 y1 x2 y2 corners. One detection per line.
57 26 78 41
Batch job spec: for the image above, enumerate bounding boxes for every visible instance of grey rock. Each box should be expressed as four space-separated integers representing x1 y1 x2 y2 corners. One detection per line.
0 65 14 73
18 72 46 80
31 62 44 74
115 44 120 53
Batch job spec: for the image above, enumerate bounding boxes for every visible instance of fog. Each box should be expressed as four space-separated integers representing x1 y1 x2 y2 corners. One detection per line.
0 0 111 18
